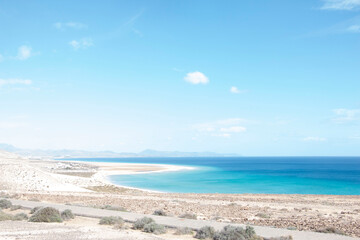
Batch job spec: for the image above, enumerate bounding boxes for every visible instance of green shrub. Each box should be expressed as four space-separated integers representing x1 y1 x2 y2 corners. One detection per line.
194 226 216 239
143 222 167 234
316 227 345 235
101 205 127 212
0 210 13 221
99 216 124 226
30 206 42 214
256 213 270 218
174 227 193 235
10 205 22 211
0 199 12 209
29 198 40 202
265 237 293 240
153 209 166 216
179 213 197 219
13 213 28 221
214 225 259 240
133 217 155 230
29 207 62 223
61 209 74 220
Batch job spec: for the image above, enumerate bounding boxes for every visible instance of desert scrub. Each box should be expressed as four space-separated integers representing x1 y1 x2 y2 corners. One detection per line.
133 217 155 230
29 207 62 223
194 226 216 239
0 199 12 209
30 206 42 214
265 237 293 240
13 213 28 221
316 227 345 235
61 209 74 220
99 216 124 226
179 213 197 219
153 209 166 216
214 225 260 240
0 210 13 221
10 205 22 211
101 205 127 212
28 198 40 202
174 227 193 235
143 222 167 234
256 213 270 219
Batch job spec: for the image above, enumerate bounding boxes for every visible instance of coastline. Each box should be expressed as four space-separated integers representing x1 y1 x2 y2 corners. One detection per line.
1 151 360 237
71 160 196 193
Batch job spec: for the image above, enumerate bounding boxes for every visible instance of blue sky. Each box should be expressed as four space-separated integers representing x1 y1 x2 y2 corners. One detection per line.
1 0 360 156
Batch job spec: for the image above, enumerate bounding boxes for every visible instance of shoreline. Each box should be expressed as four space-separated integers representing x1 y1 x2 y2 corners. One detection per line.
66 160 197 193
1 151 360 237
63 159 197 193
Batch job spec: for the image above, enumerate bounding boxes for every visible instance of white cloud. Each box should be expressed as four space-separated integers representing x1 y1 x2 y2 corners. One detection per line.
216 118 250 125
303 137 327 142
0 78 32 87
193 118 247 137
230 86 247 94
212 133 231 138
184 71 209 84
69 38 94 50
17 45 32 60
54 22 87 30
332 108 360 123
347 25 360 32
321 0 360 10
220 126 247 133
0 54 3 62
230 86 240 93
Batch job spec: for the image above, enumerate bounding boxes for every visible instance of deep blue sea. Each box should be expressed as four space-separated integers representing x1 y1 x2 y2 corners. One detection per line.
64 157 360 195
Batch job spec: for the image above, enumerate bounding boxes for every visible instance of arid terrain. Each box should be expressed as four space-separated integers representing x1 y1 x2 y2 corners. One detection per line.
1 150 359 239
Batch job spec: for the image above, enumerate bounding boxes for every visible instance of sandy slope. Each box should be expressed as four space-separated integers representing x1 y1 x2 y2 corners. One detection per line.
0 150 87 192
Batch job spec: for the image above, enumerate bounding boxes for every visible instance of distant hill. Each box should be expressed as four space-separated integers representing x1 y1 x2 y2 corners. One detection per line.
0 144 239 158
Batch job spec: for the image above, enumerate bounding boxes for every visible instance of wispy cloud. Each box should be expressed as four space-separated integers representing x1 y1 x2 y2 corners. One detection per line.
220 126 246 133
300 15 360 38
0 54 3 62
303 137 327 142
0 78 32 87
54 22 87 30
69 38 94 50
124 10 144 37
132 28 143 37
193 118 247 137
184 71 209 84
332 108 360 123
16 45 32 60
230 86 247 94
321 0 360 10
347 24 360 32
124 10 144 26
172 67 183 72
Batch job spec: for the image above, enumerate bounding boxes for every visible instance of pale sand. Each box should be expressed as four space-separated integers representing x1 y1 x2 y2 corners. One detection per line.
1 150 360 238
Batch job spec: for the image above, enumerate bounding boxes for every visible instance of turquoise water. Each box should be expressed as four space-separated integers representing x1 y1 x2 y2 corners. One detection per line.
64 157 360 195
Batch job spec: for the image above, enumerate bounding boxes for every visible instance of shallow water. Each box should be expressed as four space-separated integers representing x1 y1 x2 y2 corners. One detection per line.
65 157 360 195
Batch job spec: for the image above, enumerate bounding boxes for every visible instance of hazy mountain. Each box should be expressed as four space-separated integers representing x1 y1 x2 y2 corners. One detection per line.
0 144 238 158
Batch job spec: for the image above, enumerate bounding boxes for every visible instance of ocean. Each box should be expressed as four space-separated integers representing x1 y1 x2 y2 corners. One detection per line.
64 157 360 195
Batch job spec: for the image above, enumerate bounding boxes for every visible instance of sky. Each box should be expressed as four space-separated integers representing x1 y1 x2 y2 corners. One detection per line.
0 0 360 156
